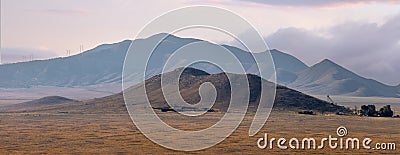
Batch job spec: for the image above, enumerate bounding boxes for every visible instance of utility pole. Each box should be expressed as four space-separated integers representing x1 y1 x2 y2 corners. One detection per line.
80 44 84 53
66 49 71 57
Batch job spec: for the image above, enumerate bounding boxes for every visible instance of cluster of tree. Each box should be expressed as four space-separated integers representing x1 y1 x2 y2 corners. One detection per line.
360 105 393 117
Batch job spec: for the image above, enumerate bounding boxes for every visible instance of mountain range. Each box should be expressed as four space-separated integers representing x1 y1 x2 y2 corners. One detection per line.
0 33 398 98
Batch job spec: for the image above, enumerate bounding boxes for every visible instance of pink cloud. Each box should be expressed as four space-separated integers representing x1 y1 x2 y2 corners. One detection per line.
25 8 90 15
237 0 400 8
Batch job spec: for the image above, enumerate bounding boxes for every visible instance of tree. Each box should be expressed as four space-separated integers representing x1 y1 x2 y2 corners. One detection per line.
368 105 376 116
378 105 393 117
360 105 377 116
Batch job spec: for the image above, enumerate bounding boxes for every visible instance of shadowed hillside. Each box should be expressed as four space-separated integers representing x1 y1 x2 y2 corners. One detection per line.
1 68 349 114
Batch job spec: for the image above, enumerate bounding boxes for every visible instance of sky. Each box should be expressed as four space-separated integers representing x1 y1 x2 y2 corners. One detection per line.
1 0 399 86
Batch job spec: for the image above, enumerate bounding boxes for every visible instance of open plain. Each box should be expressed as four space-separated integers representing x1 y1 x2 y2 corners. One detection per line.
0 109 398 154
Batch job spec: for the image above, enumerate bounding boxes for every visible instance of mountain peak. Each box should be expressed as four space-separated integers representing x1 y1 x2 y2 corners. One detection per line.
145 33 201 44
148 33 176 39
269 49 309 73
166 67 210 77
179 67 210 76
313 59 345 70
292 58 363 87
320 59 336 65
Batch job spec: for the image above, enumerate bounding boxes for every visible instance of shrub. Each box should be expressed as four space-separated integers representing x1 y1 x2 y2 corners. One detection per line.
378 105 393 117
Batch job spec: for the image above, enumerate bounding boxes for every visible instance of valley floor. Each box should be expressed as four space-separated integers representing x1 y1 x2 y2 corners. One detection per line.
0 110 398 154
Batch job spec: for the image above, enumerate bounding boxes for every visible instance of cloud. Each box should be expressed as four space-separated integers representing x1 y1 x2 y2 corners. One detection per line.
238 0 400 8
0 47 59 64
25 8 90 15
265 13 400 86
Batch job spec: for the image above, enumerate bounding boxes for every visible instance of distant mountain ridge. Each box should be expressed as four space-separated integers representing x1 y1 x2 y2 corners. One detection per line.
0 96 76 112
0 34 304 88
0 33 398 98
0 40 131 87
288 59 399 97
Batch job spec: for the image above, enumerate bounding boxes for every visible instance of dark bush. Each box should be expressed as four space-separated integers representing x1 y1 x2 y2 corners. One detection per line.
361 105 377 116
378 105 393 117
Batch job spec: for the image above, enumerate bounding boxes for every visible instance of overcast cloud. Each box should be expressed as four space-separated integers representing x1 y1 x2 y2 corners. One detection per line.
266 13 400 86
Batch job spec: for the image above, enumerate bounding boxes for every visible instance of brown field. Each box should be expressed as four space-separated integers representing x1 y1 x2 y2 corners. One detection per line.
0 110 399 154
